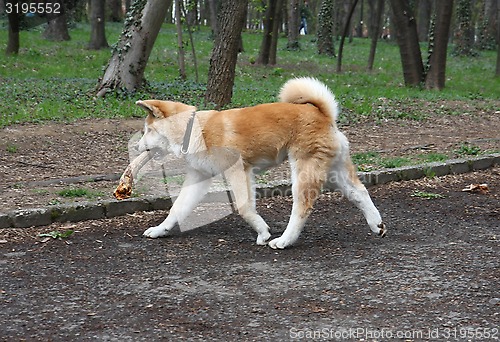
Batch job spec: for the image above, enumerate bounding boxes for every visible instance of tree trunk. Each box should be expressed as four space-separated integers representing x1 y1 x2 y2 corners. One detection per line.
6 11 20 55
389 0 424 86
95 0 171 97
205 0 248 108
258 0 283 65
108 0 123 22
337 0 359 73
175 0 186 80
43 0 71 41
269 0 284 65
425 0 454 90
496 0 500 76
477 0 498 50
88 0 109 50
317 0 336 56
454 0 475 56
367 0 384 70
207 0 218 37
287 0 300 50
417 0 432 42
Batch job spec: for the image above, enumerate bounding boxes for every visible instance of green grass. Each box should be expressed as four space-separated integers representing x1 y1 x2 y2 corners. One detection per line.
57 188 104 199
455 143 482 156
0 22 499 127
411 190 445 199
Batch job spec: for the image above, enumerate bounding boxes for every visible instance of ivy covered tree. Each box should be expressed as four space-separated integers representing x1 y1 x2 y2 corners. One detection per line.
96 0 171 97
317 0 336 56
453 0 476 56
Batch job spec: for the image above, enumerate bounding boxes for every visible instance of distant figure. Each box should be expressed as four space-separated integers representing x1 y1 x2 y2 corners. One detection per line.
299 1 310 35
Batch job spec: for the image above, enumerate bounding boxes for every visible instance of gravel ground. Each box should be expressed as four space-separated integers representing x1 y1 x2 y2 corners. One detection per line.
1 168 498 341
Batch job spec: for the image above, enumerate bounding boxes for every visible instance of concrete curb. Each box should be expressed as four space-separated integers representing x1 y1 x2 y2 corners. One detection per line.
1 154 498 229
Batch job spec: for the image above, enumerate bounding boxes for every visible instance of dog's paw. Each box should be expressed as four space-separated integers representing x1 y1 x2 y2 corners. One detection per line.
268 237 291 249
256 232 271 246
376 222 387 237
378 222 387 237
143 225 168 238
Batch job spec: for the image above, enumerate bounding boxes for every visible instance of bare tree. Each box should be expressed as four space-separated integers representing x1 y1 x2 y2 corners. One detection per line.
496 0 500 77
367 0 384 71
389 0 424 86
287 0 300 50
417 0 432 42
205 0 248 108
43 0 71 41
337 0 359 72
425 0 454 90
257 0 284 65
175 0 186 80
95 0 171 97
207 0 218 37
6 11 20 55
88 0 109 50
108 0 123 22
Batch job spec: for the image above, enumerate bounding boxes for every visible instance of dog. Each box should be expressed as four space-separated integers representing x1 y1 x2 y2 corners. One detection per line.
135 77 386 249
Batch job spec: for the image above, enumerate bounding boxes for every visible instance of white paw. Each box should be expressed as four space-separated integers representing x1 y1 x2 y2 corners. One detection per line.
256 232 271 246
143 225 168 238
268 236 292 249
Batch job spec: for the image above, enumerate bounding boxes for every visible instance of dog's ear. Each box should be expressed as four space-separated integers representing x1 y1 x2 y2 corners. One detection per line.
136 100 197 118
136 100 166 118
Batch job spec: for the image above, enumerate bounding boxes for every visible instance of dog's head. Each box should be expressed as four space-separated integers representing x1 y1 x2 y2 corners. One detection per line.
135 100 197 153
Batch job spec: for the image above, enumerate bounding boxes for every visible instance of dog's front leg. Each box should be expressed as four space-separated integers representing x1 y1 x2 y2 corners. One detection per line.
143 168 212 238
224 161 271 245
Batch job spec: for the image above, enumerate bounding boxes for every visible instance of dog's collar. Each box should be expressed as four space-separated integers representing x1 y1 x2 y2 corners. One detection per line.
181 111 197 155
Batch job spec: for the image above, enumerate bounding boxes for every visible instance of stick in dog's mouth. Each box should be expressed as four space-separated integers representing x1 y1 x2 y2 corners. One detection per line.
113 150 155 200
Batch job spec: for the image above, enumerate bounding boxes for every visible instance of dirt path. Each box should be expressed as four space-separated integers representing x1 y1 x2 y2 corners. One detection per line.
0 168 498 340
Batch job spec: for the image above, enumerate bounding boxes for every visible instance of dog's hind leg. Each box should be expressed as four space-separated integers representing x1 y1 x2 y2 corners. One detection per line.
143 168 212 238
328 132 386 237
224 160 271 245
268 157 326 249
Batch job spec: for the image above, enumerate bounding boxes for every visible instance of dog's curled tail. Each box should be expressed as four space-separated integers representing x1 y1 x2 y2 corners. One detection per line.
279 77 339 121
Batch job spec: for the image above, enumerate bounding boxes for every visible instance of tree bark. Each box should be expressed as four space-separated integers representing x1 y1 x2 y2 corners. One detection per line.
108 0 123 22
43 0 71 41
207 0 218 37
453 0 475 56
416 0 432 42
95 0 171 97
317 0 336 56
175 0 186 80
337 0 359 73
6 11 20 55
496 0 500 76
425 0 454 90
389 0 424 86
367 0 384 70
287 0 300 50
257 0 284 65
88 0 109 50
205 0 248 108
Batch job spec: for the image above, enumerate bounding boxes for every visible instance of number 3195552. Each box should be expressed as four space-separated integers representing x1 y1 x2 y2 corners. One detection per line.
5 2 62 15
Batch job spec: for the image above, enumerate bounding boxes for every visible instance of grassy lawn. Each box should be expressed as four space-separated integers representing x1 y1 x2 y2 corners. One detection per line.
0 22 499 128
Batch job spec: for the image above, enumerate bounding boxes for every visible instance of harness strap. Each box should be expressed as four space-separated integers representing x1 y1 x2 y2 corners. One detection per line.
181 111 197 155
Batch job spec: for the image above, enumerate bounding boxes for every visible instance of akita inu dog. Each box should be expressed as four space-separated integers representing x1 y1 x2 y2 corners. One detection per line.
130 77 385 249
